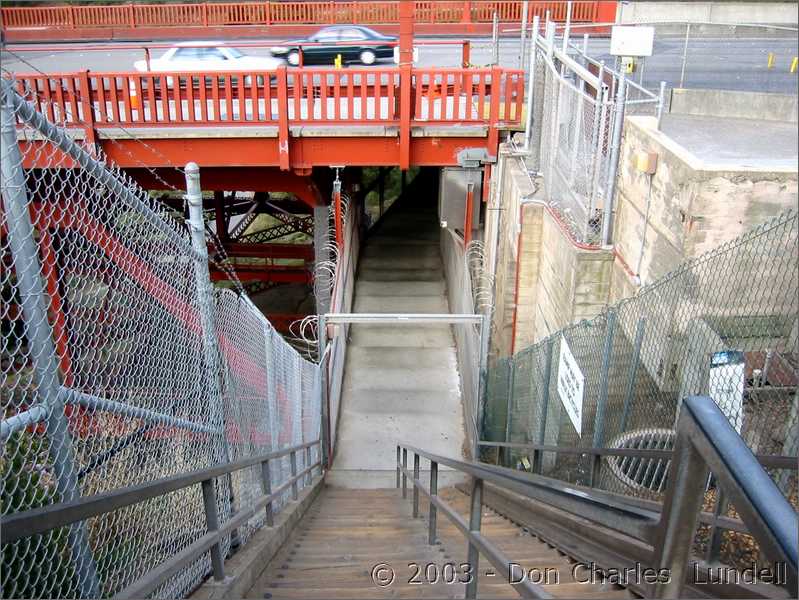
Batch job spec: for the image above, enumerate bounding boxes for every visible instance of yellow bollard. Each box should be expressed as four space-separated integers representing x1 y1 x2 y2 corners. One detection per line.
334 54 342 69
791 57 798 74
767 52 776 69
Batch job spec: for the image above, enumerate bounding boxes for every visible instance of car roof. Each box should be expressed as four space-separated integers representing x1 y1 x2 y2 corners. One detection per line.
172 41 228 48
315 25 382 36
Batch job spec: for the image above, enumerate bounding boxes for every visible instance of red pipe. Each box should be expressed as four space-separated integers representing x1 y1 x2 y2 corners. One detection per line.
333 187 343 249
463 182 474 245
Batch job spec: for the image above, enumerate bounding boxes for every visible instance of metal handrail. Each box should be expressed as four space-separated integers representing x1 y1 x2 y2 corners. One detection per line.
400 442 659 538
1 440 322 599
396 445 553 599
654 396 798 597
400 396 798 598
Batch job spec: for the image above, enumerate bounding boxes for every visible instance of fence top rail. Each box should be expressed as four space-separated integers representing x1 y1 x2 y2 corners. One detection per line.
477 440 798 470
325 312 483 325
0 440 320 545
564 40 659 101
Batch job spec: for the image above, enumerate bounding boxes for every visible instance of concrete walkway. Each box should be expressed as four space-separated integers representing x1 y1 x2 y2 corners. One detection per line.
326 196 466 488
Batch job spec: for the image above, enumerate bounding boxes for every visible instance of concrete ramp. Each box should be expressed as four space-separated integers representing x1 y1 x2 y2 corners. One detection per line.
327 200 466 488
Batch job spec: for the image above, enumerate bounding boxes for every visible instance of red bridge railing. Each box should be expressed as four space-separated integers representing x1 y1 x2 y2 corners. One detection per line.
11 66 523 168
1 1 609 30
12 67 523 127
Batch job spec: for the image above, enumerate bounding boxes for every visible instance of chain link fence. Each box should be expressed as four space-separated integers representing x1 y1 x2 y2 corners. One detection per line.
482 209 798 565
530 25 661 245
1 77 320 598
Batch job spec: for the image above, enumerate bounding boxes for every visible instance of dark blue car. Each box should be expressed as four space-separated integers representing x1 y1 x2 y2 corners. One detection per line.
270 25 397 66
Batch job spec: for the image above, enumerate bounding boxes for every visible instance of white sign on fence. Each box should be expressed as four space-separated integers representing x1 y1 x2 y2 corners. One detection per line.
557 336 585 436
610 26 655 57
708 350 745 434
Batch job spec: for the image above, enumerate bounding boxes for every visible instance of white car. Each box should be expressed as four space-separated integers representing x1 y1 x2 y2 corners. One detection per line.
134 42 285 76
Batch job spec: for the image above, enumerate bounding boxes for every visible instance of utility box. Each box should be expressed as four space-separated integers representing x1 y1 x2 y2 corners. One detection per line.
438 167 482 238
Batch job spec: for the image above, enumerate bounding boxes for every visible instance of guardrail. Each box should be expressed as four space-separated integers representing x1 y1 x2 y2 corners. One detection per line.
1 440 322 599
11 67 523 128
0 2 609 31
399 396 797 598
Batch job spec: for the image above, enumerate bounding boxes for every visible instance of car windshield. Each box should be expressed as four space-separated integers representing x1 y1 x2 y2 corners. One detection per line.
224 47 244 59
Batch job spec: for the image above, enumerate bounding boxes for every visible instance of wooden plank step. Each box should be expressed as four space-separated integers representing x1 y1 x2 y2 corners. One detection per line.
245 486 635 600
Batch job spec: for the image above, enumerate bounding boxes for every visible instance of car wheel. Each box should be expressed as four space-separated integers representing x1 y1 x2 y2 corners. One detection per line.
359 50 377 65
287 51 300 66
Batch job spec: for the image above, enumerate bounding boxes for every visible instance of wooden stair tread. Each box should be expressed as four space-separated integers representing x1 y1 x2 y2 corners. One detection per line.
245 485 634 600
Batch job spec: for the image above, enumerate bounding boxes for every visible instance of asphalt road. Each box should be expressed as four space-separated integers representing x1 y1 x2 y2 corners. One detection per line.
2 35 797 94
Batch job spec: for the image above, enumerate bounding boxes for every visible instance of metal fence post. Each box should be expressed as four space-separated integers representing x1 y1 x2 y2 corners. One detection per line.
593 309 616 450
201 478 226 581
535 338 554 474
503 358 515 467
656 80 667 130
185 163 228 460
679 23 691 88
546 21 562 196
601 73 626 246
522 15 540 154
1 96 101 599
428 460 438 544
491 11 499 65
519 1 529 70
561 0 572 52
587 62 606 216
465 477 484 599
620 318 646 432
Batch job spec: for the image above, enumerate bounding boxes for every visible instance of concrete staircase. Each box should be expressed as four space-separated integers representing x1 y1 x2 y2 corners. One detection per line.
326 197 466 488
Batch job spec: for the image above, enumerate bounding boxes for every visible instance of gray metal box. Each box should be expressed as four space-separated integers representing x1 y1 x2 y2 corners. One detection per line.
438 167 482 238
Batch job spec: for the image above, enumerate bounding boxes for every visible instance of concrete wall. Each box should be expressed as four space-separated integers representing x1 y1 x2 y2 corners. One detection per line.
487 146 613 358
486 147 535 360
669 88 799 123
612 115 797 297
523 208 614 349
618 2 799 25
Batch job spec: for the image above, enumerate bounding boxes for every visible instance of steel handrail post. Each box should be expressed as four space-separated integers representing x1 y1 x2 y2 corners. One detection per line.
201 478 226 581
290 450 298 500
402 447 408 498
428 460 438 544
260 458 274 526
465 476 484 598
413 452 421 517
396 445 401 488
